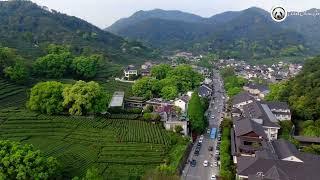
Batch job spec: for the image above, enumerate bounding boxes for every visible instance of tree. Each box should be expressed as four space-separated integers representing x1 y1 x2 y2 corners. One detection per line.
265 82 289 101
0 46 17 74
71 55 100 79
27 81 65 115
63 81 109 115
174 125 183 134
33 48 72 78
151 64 173 80
161 86 178 100
132 77 158 99
0 140 59 179
4 60 28 83
167 65 203 92
302 144 320 155
188 93 205 133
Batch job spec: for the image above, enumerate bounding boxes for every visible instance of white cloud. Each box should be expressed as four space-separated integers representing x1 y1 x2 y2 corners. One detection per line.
31 0 320 28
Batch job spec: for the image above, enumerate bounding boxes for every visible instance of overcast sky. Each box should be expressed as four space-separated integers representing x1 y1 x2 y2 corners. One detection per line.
31 0 319 28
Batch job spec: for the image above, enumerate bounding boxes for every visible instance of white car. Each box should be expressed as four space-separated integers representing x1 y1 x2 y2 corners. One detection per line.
200 135 204 140
214 161 218 167
207 129 211 134
199 139 203 143
203 160 208 167
211 175 216 180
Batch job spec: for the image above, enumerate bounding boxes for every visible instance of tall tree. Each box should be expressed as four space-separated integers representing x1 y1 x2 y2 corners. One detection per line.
27 81 65 115
188 93 205 133
0 140 59 179
4 60 28 83
62 81 109 115
132 77 158 99
151 64 173 80
161 86 178 100
33 46 73 78
71 55 101 79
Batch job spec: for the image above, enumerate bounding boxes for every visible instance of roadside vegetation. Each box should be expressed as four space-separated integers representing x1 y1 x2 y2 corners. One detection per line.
219 119 235 180
188 92 207 134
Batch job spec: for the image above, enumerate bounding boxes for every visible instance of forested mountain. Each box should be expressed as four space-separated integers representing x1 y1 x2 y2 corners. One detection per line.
107 9 206 33
0 1 156 64
107 7 320 59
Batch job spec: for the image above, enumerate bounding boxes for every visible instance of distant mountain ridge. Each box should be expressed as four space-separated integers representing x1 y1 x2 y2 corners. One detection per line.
0 0 156 64
107 9 206 33
107 7 320 59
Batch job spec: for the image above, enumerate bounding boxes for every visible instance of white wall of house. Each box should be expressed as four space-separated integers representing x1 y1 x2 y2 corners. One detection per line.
233 100 253 110
124 70 138 78
164 121 188 135
174 99 187 112
263 127 279 141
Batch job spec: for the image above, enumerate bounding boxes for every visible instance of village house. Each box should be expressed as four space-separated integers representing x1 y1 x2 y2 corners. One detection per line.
124 65 138 79
199 84 213 98
243 83 270 99
174 95 190 113
232 92 255 110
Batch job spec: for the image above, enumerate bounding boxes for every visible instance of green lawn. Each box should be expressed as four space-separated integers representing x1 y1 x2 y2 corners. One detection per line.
0 109 179 179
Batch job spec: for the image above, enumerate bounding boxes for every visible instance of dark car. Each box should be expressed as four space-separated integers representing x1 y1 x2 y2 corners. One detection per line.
208 146 213 151
194 150 200 156
197 142 202 147
190 159 196 167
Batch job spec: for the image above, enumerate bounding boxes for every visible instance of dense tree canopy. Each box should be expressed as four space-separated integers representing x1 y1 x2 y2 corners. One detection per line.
63 81 109 115
133 65 203 100
0 46 17 74
267 57 320 121
0 140 59 179
71 55 100 79
27 81 65 115
188 93 206 133
4 60 28 83
132 77 158 99
33 47 73 78
0 46 29 83
151 64 173 80
161 86 178 100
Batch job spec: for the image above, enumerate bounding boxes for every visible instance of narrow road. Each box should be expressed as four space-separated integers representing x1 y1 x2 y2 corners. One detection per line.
182 69 226 180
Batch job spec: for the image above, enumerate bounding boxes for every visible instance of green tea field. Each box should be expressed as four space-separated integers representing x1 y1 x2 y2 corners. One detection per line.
0 109 177 179
0 79 27 109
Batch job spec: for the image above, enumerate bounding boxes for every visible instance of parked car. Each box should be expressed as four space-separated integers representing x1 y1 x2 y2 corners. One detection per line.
214 161 218 167
207 129 211 134
208 146 213 151
203 160 208 167
197 142 202 147
190 159 196 167
200 135 204 140
194 150 199 156
211 175 216 180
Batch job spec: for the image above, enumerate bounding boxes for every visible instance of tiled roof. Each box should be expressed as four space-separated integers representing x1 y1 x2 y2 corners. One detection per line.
232 92 254 105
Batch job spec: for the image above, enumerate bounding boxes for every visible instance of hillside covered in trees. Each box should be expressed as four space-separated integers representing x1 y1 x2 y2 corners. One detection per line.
0 0 157 64
267 56 320 121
